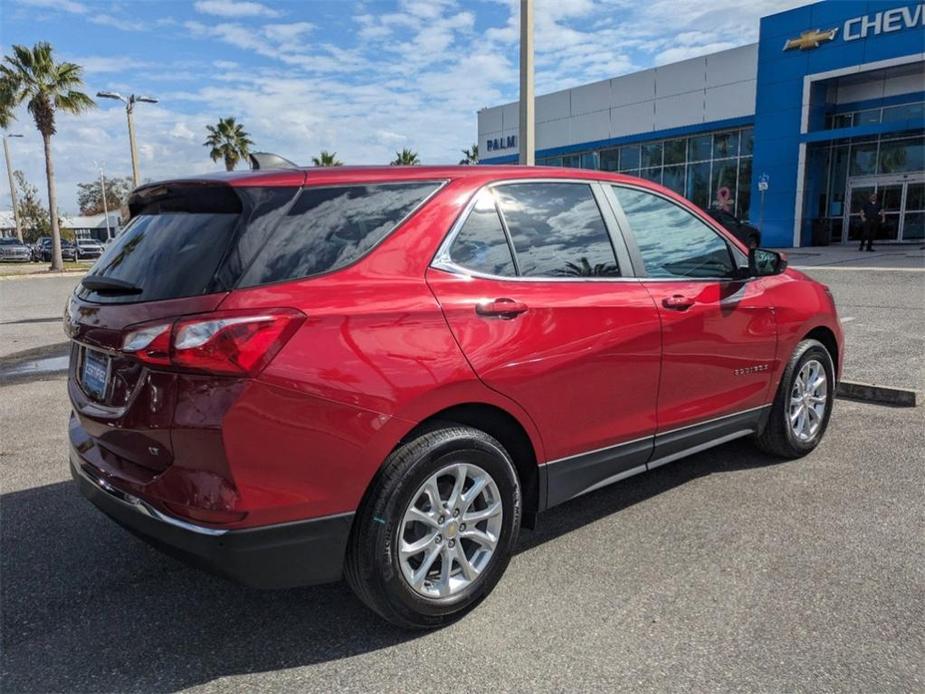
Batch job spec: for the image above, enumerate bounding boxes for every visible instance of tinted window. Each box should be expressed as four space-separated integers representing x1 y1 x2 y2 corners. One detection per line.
449 202 516 277
240 182 439 286
79 213 238 303
494 183 619 278
79 182 244 303
613 186 735 279
77 184 297 304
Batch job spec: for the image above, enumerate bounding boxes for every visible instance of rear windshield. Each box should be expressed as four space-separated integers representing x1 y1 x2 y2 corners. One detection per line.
76 185 249 304
238 182 441 287
76 180 440 303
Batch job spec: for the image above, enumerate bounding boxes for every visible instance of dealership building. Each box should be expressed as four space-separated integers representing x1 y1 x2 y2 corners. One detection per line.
478 0 925 248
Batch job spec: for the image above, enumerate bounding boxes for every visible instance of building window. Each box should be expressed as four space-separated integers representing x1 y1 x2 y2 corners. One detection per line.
662 165 685 195
879 136 925 174
713 131 739 159
535 126 756 219
641 142 662 168
686 162 711 209
600 149 619 171
849 143 878 175
688 135 712 162
619 145 640 171
664 139 686 165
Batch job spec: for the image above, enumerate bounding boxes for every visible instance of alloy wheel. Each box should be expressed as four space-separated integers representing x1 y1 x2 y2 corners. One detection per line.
398 463 503 598
789 359 828 442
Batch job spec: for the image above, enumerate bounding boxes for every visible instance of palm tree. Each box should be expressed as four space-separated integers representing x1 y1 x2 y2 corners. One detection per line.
204 117 253 171
459 144 479 165
0 42 95 271
559 258 618 277
312 150 342 167
391 148 420 166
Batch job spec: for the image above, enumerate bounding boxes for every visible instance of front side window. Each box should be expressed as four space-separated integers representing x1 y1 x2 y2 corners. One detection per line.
494 182 620 278
613 186 735 280
240 182 440 287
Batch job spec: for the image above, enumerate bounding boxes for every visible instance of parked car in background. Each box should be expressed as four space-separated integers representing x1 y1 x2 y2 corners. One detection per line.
705 207 762 248
0 237 32 262
76 238 104 260
67 165 842 629
38 237 78 262
31 236 49 262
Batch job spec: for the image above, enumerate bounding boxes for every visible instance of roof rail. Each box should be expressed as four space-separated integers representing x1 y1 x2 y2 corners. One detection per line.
249 152 299 170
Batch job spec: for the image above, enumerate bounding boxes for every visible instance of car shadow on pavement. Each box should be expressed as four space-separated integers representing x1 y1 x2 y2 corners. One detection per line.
0 439 783 691
518 438 787 552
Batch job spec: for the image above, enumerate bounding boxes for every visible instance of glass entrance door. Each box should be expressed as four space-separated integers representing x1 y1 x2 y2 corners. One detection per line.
903 180 924 241
845 174 925 243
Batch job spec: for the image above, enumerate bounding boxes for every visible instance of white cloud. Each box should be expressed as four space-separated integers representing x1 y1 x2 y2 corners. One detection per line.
69 55 153 74
262 22 315 47
193 0 281 18
16 0 87 13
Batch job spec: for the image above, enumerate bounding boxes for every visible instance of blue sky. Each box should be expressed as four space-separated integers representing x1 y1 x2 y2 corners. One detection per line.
2 0 810 213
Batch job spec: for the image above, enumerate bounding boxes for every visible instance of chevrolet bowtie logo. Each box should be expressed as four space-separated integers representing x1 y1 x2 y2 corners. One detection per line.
783 28 838 51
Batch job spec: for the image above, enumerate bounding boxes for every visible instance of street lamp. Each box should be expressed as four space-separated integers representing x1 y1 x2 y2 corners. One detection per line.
93 161 112 242
518 0 534 166
97 91 158 188
2 133 25 243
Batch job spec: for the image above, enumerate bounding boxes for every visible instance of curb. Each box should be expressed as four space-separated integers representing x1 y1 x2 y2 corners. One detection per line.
0 270 87 282
836 380 918 407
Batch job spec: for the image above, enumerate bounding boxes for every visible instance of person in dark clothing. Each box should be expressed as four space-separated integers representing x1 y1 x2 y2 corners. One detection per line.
860 193 884 252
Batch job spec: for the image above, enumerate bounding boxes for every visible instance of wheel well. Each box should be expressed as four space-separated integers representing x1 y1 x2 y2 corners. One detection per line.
403 404 540 516
804 326 839 375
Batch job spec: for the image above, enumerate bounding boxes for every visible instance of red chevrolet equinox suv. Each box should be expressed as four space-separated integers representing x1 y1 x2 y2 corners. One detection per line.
68 165 843 628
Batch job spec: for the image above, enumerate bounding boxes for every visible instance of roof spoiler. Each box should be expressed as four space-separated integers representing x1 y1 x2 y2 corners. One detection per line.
249 152 299 170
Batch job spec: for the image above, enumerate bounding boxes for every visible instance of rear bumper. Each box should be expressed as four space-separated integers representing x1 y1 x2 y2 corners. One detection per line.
70 451 354 589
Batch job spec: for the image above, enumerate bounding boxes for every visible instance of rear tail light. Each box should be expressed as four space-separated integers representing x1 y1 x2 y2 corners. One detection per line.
122 308 304 375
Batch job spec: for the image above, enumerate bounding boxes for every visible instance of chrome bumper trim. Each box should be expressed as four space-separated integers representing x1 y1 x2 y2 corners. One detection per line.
71 457 229 537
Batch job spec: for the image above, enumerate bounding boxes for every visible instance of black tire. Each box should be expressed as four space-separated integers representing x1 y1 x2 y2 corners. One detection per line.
755 339 835 459
344 424 521 629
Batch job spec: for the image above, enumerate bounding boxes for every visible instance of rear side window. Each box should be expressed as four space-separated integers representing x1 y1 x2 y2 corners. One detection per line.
613 186 735 279
493 183 620 278
239 182 441 286
448 201 516 277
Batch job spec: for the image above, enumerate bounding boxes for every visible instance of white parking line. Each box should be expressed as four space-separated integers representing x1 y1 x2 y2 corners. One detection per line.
793 265 925 272
840 317 856 324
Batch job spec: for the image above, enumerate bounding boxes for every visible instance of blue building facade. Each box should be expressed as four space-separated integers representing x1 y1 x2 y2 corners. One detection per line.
478 1 924 247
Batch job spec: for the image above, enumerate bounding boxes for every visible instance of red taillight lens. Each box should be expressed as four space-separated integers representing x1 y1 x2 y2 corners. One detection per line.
122 309 304 376
173 310 303 375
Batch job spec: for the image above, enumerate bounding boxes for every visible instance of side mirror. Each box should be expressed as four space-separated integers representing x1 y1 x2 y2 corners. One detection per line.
749 248 787 277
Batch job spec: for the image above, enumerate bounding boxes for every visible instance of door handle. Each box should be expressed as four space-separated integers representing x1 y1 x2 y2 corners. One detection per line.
476 298 528 319
662 295 696 311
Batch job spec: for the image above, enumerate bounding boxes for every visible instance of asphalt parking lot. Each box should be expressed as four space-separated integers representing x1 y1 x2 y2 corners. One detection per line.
1 250 923 692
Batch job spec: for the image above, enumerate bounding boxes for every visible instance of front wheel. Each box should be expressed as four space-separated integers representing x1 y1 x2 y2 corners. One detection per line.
345 424 521 629
755 339 835 458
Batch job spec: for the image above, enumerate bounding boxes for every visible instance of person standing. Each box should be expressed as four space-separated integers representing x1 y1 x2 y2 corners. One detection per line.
859 192 884 252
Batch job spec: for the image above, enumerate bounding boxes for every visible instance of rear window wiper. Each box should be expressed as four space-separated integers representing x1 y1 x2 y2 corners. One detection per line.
81 275 143 295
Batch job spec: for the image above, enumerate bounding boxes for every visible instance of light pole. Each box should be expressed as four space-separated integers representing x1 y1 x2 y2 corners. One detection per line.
96 91 158 188
94 161 112 242
3 133 24 243
518 0 535 166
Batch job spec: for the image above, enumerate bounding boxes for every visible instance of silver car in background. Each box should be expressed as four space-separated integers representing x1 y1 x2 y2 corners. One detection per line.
76 238 104 260
0 237 32 262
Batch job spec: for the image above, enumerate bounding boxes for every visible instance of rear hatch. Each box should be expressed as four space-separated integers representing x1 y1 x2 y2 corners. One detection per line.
68 180 302 481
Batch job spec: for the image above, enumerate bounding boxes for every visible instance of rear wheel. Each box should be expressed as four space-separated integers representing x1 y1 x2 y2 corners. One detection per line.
755 339 834 458
345 424 521 629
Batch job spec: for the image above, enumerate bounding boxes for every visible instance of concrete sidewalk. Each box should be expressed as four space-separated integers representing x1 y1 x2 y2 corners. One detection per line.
775 244 925 270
